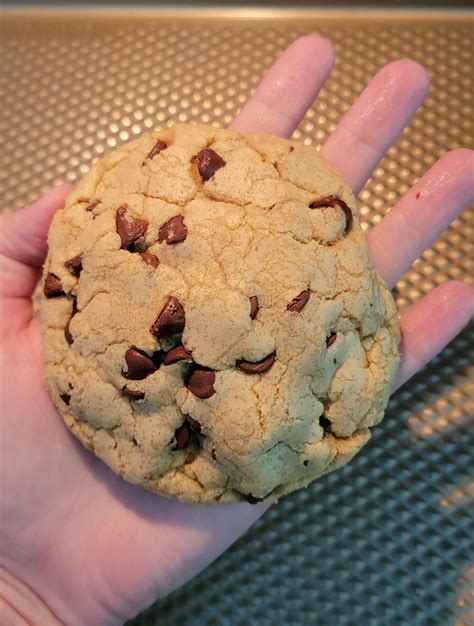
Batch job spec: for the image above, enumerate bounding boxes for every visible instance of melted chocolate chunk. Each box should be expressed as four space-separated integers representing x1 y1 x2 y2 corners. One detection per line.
44 273 64 298
122 347 157 380
187 366 216 399
237 352 275 375
163 344 192 365
287 290 310 313
309 195 353 233
151 296 185 338
64 321 74 345
185 414 201 433
64 298 78 345
158 215 187 245
139 252 160 269
85 200 100 212
173 422 191 450
249 295 259 320
143 139 167 164
171 414 202 451
65 254 83 278
195 148 226 182
115 206 148 249
326 333 337 347
122 386 145 401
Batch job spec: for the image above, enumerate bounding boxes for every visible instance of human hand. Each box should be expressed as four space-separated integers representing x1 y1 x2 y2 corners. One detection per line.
0 34 473 625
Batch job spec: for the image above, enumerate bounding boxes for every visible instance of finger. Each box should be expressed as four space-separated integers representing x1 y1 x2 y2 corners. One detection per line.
229 33 334 137
394 281 474 390
0 184 73 268
0 184 73 300
368 149 474 288
321 59 430 193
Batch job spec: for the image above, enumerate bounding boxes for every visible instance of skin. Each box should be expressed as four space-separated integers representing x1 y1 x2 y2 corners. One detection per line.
0 34 473 625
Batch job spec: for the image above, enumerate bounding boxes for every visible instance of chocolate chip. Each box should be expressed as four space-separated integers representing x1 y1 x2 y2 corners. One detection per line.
187 366 216 399
326 333 337 347
143 139 167 165
115 206 148 249
85 200 100 212
249 295 259 320
237 352 275 375
289 146 294 152
44 273 64 298
139 252 160 269
65 254 83 278
151 296 185 338
64 321 73 345
195 148 226 182
243 493 264 504
158 214 187 245
183 415 200 435
309 195 353 233
163 344 192 365
173 422 190 450
319 415 332 433
121 386 145 401
303 460 309 466
287 290 310 313
122 347 158 380
59 393 71 406
173 423 191 450
64 298 78 345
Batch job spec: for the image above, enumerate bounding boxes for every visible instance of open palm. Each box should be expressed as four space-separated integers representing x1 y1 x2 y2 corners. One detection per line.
1 35 473 625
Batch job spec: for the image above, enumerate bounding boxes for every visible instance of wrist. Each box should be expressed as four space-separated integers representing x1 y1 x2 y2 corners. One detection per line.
0 567 63 625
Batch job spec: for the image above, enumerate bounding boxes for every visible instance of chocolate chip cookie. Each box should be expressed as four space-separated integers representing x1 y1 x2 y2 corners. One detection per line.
41 123 400 503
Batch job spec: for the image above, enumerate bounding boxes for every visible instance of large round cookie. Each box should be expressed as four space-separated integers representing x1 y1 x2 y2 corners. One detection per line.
41 123 400 503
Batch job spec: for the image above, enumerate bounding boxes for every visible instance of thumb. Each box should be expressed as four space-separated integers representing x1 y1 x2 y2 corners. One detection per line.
0 185 73 300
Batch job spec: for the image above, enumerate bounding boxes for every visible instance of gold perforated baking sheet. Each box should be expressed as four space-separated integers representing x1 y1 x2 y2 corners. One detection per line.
1 9 473 626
